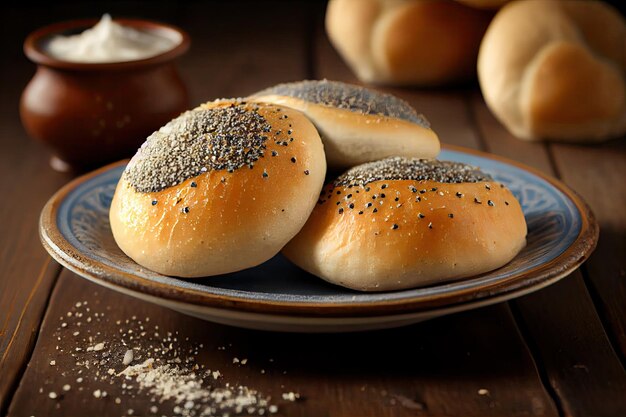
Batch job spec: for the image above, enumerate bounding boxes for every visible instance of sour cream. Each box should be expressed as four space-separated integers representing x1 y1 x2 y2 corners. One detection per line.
46 14 179 63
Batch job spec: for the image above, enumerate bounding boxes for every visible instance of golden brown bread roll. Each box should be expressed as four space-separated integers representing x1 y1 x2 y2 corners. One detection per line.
325 0 493 86
251 80 440 170
110 100 326 277
478 0 626 142
283 157 527 291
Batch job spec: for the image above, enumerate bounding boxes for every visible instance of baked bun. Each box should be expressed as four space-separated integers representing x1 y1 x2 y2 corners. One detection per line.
110 100 326 277
283 157 527 291
251 80 440 170
478 0 626 142
325 0 493 86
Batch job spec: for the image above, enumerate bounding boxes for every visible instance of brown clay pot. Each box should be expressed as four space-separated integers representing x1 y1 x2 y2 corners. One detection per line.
20 18 191 172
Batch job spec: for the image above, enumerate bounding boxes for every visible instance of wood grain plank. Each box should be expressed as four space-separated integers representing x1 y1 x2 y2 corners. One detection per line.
313 22 558 417
470 93 626 416
549 140 626 359
0 11 72 410
9 270 560 417
0 260 61 414
512 274 626 417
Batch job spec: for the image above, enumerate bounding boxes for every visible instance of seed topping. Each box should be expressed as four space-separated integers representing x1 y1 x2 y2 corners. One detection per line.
254 80 429 126
333 157 492 188
124 102 272 193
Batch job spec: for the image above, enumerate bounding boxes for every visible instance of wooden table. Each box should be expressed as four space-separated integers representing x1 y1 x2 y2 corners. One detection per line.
2 2 625 416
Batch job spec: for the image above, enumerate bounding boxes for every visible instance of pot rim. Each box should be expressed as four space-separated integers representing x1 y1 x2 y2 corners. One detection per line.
24 17 190 71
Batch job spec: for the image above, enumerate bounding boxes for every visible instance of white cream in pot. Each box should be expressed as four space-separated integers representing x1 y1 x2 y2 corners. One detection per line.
46 14 179 63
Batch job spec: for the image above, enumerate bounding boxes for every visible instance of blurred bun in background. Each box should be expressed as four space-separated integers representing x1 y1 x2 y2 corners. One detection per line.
478 0 626 142
326 0 493 86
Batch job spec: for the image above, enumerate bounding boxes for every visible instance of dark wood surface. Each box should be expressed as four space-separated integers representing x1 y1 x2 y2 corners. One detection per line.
2 2 625 416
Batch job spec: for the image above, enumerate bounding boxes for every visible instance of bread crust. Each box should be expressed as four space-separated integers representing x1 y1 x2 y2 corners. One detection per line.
110 101 326 277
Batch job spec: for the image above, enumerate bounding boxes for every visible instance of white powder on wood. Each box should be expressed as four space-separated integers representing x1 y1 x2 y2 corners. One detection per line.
43 300 282 416
118 358 274 416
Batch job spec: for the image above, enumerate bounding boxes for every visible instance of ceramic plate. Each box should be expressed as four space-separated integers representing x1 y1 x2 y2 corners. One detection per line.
40 146 598 332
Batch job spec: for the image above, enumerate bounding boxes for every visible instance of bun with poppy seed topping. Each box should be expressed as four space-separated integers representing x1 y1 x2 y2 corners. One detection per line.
109 99 326 277
282 157 527 291
251 80 440 170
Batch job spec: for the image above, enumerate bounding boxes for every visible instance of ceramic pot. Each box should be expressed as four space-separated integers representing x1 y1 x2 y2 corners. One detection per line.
20 18 191 172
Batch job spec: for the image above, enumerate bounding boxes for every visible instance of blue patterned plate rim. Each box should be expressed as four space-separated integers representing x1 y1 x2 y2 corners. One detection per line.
40 145 598 317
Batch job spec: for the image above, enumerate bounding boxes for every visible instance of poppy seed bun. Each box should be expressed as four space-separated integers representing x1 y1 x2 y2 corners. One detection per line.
478 0 626 142
251 80 440 170
109 100 326 277
283 157 527 291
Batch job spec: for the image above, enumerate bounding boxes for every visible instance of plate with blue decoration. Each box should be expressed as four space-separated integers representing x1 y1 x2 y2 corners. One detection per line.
40 146 598 332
